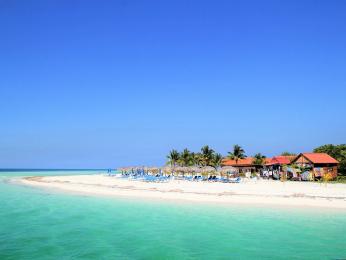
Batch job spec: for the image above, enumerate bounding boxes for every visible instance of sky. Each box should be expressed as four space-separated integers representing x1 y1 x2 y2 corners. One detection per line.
0 0 346 168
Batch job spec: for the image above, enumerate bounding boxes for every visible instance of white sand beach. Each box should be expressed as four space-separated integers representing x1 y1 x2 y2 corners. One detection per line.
20 175 346 209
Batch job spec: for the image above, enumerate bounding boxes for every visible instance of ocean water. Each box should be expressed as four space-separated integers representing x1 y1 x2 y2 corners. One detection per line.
0 170 346 259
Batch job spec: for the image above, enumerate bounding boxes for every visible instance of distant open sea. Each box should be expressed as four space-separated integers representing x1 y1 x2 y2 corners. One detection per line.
1 170 346 259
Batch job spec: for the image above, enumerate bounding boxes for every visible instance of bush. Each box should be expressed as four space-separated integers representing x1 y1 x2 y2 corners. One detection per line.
314 144 346 176
239 172 246 177
336 176 346 183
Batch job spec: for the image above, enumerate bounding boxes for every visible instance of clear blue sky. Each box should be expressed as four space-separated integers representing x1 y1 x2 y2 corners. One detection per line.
1 0 345 168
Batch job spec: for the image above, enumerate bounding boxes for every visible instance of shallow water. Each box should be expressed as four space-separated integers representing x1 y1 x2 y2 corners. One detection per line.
1 170 346 259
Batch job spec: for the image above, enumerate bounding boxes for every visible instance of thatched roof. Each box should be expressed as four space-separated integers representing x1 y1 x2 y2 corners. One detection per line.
201 166 216 173
189 166 202 173
219 166 238 174
162 166 174 173
174 166 188 173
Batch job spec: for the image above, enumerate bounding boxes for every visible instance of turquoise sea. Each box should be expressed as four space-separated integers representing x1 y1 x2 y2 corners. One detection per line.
1 170 346 259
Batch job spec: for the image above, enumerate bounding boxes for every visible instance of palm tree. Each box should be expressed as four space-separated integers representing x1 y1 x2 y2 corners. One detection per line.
252 153 266 165
201 145 215 166
227 145 246 164
192 152 203 167
167 149 180 167
180 148 193 167
281 152 296 156
212 153 223 170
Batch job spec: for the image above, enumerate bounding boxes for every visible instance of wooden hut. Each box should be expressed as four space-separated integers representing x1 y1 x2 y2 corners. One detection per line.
291 153 339 180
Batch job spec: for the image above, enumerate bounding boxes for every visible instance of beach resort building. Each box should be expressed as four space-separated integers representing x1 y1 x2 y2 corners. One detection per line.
264 156 295 180
291 153 339 180
223 153 340 181
222 157 272 173
266 155 295 167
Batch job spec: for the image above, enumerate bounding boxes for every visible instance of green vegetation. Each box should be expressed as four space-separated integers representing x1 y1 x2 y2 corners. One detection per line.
212 153 223 170
227 145 246 163
179 148 193 167
281 152 296 156
167 144 346 178
167 145 223 169
167 149 179 167
200 145 215 167
167 145 270 171
336 176 346 183
313 144 346 176
167 145 248 170
252 153 266 165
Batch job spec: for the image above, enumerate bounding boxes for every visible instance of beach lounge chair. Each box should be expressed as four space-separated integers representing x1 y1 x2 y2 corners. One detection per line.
220 178 229 183
229 177 241 183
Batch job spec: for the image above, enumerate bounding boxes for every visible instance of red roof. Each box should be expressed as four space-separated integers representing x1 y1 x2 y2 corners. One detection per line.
222 157 272 166
222 157 254 166
299 153 339 164
265 158 272 164
266 156 295 165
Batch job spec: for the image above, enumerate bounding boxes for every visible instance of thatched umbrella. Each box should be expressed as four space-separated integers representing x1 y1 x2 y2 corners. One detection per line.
219 166 238 179
174 166 183 172
172 166 182 176
119 167 132 174
175 166 188 176
182 167 191 175
147 167 160 175
201 166 216 172
190 166 201 173
220 166 237 174
162 166 174 176
201 166 216 177
186 166 201 177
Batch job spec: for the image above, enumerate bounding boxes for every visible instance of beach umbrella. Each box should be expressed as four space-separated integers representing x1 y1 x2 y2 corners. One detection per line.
187 166 201 177
182 167 190 176
122 167 129 173
146 167 160 175
173 166 181 175
182 167 191 175
183 166 199 176
174 166 188 176
220 166 237 174
201 166 216 177
219 166 237 179
174 166 183 172
201 166 215 172
162 166 174 175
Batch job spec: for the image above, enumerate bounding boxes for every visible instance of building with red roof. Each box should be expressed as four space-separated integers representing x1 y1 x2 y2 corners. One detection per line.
264 156 296 180
291 153 339 180
293 153 339 164
266 155 295 166
222 157 254 167
222 157 272 173
222 152 339 180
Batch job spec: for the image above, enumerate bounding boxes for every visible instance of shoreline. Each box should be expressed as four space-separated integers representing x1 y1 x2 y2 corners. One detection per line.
19 174 346 209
